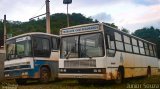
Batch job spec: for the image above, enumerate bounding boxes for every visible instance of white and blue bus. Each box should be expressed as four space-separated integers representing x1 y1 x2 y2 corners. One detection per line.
59 23 159 83
4 32 59 84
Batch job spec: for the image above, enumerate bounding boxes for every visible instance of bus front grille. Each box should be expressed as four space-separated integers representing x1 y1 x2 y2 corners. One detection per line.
64 60 96 68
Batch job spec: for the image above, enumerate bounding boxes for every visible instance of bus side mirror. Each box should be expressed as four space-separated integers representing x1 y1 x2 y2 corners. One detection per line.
106 49 115 57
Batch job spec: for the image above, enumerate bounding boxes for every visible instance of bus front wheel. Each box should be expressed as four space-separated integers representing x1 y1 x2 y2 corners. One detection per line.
16 79 26 85
115 67 124 84
40 67 51 83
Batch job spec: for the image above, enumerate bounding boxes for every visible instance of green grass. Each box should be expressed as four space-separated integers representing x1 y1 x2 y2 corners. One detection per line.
1 76 160 89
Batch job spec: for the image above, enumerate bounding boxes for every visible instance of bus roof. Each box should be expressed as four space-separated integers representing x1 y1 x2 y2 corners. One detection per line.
60 23 156 45
7 32 59 41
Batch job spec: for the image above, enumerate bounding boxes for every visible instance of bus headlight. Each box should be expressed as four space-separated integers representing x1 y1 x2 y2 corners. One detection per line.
59 69 67 73
93 69 102 73
98 69 102 72
60 69 63 72
5 74 10 77
63 69 66 72
93 69 98 72
22 72 28 76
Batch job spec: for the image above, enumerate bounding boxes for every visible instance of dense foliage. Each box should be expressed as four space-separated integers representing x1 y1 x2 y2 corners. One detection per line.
0 13 160 58
121 28 129 33
1 13 97 36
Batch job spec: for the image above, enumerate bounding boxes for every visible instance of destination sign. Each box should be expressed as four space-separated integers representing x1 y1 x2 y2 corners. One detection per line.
61 25 99 34
16 36 31 42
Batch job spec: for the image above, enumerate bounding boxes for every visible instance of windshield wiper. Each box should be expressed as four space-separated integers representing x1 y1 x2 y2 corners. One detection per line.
84 51 92 59
17 55 23 59
65 51 71 59
80 44 92 59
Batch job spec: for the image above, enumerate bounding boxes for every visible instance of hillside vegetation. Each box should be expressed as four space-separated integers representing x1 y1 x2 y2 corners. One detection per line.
0 13 160 58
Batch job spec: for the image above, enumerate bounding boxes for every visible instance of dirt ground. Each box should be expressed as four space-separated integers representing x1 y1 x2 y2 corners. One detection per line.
1 75 160 89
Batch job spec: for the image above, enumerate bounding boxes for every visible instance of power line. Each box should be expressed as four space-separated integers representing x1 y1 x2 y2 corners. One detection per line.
31 3 45 18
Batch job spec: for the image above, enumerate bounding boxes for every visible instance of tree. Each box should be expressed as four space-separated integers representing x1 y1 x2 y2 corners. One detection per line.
2 13 97 36
0 13 120 36
104 23 118 29
121 28 129 33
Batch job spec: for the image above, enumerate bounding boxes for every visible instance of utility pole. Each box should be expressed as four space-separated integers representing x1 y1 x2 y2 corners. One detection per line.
67 4 69 27
3 15 6 53
63 0 72 27
29 0 51 34
46 0 51 34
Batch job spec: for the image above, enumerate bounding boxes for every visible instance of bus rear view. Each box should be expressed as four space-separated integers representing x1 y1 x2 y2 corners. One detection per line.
59 23 159 83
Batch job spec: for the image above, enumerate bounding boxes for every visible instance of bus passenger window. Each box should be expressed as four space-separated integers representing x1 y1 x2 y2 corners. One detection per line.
133 46 139 53
153 46 156 57
107 35 115 49
144 43 149 55
132 38 139 54
149 45 154 56
115 32 124 51
116 41 124 50
123 35 132 52
139 41 145 54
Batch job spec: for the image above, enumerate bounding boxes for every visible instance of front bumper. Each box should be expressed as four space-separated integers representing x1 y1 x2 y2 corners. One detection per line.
59 73 106 79
4 69 37 79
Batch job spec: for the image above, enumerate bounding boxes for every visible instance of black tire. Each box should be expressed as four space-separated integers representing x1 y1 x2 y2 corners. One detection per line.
40 67 50 83
16 79 26 85
77 79 86 84
115 67 124 84
77 79 91 84
147 67 151 77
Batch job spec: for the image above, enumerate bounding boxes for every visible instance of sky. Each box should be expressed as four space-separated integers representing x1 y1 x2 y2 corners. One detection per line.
0 0 160 32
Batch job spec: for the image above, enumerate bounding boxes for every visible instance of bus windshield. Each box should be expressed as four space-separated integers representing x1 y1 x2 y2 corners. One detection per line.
60 33 104 58
6 36 32 60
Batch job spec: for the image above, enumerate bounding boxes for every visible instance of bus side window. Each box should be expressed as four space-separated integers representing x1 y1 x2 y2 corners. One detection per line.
52 37 59 50
33 37 50 57
106 35 116 57
153 46 157 57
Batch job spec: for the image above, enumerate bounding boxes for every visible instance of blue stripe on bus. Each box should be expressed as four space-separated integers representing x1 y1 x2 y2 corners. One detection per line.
5 59 57 79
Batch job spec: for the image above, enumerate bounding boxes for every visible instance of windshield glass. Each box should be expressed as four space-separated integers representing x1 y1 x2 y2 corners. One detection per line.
60 36 78 58
60 33 104 58
6 36 32 60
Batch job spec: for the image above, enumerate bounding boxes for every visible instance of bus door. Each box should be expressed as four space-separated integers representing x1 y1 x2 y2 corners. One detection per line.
105 33 117 70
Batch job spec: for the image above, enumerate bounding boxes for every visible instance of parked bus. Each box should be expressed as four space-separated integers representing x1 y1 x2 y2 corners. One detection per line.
4 32 59 84
59 23 159 83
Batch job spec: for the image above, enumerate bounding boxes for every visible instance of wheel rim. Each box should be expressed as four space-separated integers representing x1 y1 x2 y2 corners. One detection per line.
41 70 49 82
147 68 151 77
115 72 122 84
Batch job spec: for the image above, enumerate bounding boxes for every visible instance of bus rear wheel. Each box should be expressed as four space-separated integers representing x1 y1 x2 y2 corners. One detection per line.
40 67 50 83
147 67 151 77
